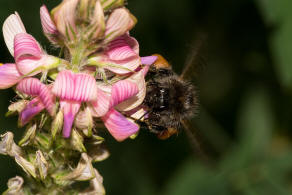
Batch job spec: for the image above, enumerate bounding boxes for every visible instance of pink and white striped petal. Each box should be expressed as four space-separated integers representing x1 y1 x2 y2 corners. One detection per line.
102 109 139 142
60 100 81 138
40 5 59 43
90 85 111 117
14 33 42 62
19 98 45 126
110 80 138 107
2 12 26 56
0 63 22 89
116 71 146 111
51 0 79 40
16 78 42 96
105 8 136 43
17 78 55 116
52 70 98 102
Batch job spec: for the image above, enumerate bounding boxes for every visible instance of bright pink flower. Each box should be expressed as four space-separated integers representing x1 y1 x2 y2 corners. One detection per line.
40 5 59 43
52 70 98 138
16 78 55 126
88 33 141 74
0 14 61 89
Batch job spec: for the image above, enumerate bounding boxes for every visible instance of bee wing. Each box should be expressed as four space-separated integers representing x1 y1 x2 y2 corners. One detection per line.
180 33 207 80
180 119 210 164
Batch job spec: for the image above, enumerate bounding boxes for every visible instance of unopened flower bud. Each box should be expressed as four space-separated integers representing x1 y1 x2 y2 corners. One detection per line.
3 176 24 195
6 100 28 116
18 123 37 147
15 155 37 178
88 145 109 162
54 153 95 182
102 0 125 11
0 132 22 157
80 169 105 195
75 107 93 137
36 150 48 180
71 129 86 152
51 110 64 139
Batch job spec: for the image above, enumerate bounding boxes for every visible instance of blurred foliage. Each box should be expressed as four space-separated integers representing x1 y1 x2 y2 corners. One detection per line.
1 0 292 194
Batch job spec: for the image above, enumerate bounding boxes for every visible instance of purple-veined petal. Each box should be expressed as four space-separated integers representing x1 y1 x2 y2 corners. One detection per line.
2 12 26 56
110 80 138 107
116 71 146 111
14 33 42 62
123 33 139 54
19 98 45 126
105 8 136 42
16 78 42 96
17 78 56 116
102 109 139 141
39 85 55 116
90 85 111 117
60 100 81 138
0 63 22 89
40 5 58 36
51 0 79 40
52 70 98 102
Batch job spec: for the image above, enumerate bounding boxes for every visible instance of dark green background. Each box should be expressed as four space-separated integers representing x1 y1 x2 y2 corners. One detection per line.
1 0 292 194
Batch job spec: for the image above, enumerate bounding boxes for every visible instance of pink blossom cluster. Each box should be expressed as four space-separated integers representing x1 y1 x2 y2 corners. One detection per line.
0 0 157 141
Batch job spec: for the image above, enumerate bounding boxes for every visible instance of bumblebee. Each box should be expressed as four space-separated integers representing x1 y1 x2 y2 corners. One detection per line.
141 54 198 139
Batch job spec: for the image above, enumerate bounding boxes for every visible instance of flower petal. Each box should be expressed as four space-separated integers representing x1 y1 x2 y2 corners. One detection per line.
110 80 138 107
90 85 111 117
16 78 42 96
115 71 146 111
52 70 98 102
141 56 157 65
17 78 55 115
60 101 81 138
0 63 22 89
20 98 45 126
40 5 59 43
90 0 105 39
14 33 42 62
102 109 139 141
51 0 79 40
105 8 136 42
2 12 26 56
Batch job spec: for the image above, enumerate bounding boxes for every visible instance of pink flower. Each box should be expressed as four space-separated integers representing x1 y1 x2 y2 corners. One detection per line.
16 78 55 126
40 5 59 44
88 33 141 74
52 70 98 138
0 14 61 89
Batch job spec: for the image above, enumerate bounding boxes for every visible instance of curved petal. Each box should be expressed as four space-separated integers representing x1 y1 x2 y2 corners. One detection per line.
52 70 98 102
16 78 42 96
110 80 138 107
102 109 139 142
90 85 111 117
60 100 81 138
39 85 55 116
40 5 59 43
51 0 79 40
19 98 45 126
17 78 55 116
14 33 42 62
115 71 146 111
105 8 136 42
2 12 26 56
141 56 157 65
0 63 22 89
